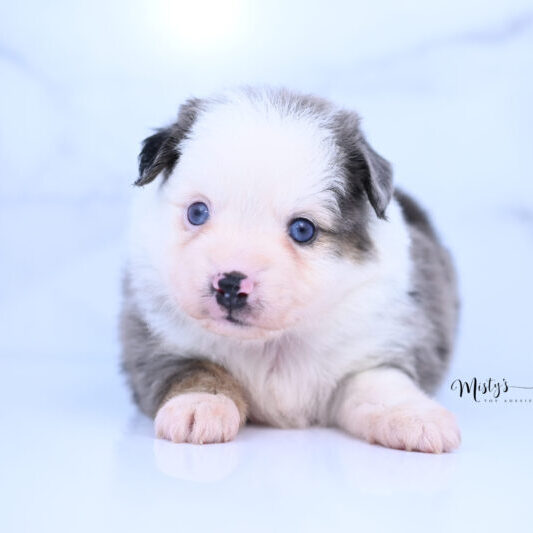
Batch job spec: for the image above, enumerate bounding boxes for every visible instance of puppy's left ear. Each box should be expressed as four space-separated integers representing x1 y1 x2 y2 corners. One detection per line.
337 111 393 219
356 135 393 219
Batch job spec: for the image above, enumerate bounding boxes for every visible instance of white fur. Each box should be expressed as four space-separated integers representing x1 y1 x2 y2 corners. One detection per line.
155 393 241 444
333 368 461 452
128 92 424 431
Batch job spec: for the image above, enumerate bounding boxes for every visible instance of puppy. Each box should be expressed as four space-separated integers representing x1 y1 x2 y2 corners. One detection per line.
121 88 460 453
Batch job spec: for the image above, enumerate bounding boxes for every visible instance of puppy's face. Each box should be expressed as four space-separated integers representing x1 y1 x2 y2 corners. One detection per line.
132 92 392 340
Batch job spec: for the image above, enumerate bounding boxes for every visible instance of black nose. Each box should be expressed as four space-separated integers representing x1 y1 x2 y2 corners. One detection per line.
216 271 248 311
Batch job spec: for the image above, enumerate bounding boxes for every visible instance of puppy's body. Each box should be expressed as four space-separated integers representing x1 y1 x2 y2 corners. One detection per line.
121 88 460 452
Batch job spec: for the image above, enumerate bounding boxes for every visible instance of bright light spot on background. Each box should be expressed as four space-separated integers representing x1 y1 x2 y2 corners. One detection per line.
157 0 249 52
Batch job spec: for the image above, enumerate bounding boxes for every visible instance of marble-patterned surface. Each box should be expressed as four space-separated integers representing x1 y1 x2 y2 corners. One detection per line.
1 1 532 531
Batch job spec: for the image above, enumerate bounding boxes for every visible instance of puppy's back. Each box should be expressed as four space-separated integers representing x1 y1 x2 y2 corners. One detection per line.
395 189 459 393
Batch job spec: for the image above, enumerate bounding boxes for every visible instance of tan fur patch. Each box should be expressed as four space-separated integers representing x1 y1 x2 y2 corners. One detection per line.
160 360 248 424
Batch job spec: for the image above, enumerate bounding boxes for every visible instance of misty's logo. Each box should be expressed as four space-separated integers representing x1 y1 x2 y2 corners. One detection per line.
451 377 533 403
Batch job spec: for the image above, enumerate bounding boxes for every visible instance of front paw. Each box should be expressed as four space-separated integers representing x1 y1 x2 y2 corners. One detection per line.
352 402 461 453
154 392 241 444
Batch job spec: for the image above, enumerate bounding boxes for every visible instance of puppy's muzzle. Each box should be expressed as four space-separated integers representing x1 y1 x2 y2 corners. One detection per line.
213 271 252 311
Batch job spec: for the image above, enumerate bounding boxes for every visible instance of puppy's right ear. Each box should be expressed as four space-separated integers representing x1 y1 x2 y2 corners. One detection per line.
134 97 203 187
134 128 177 186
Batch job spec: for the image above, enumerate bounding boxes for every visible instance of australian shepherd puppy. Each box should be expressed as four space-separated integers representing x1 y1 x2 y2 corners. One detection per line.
121 87 460 453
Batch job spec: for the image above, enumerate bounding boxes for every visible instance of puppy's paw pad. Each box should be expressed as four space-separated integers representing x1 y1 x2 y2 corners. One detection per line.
356 403 461 453
154 392 240 444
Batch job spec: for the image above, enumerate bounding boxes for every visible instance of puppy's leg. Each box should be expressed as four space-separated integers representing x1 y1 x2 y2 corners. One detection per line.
331 367 460 453
154 359 248 444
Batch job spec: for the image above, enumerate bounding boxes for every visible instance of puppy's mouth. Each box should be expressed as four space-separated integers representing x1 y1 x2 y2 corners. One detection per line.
195 287 287 339
195 300 286 340
225 313 247 326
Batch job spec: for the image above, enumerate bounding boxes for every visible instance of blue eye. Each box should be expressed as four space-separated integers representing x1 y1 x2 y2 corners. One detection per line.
289 218 316 244
187 202 210 225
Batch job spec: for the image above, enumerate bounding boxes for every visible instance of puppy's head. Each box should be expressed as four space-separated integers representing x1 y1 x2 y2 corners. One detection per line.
131 89 392 340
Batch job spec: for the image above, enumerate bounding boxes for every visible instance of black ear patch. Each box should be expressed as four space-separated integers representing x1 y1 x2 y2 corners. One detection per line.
134 98 203 187
357 136 393 219
333 111 393 219
135 128 177 186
